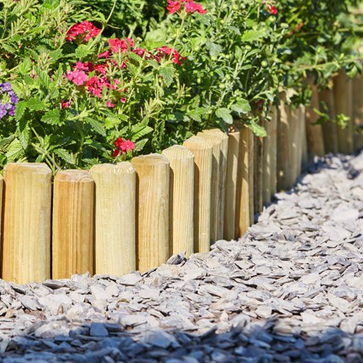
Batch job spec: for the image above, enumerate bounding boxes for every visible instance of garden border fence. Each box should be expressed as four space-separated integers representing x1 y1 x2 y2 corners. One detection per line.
1 70 363 284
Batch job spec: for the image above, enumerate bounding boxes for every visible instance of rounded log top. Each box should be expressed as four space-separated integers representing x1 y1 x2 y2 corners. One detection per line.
90 162 136 176
131 153 170 167
55 170 93 183
162 145 194 160
4 163 51 175
202 128 229 140
183 136 213 150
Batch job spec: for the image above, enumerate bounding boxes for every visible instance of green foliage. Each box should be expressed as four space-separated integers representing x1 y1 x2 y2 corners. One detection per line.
0 0 362 172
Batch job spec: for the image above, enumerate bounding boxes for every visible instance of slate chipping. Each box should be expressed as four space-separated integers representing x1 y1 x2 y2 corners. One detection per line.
1 153 363 361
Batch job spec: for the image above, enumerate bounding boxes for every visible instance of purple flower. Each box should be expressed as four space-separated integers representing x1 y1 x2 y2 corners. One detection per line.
0 82 19 120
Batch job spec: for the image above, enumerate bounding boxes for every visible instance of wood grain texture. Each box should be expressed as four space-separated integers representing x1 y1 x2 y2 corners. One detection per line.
334 70 354 154
90 162 136 276
269 108 278 198
183 136 213 253
224 127 240 240
295 105 306 178
162 146 194 257
277 97 291 191
305 81 325 158
235 124 254 237
353 74 363 152
201 129 228 240
262 118 271 206
197 131 222 243
0 174 3 268
254 134 263 214
2 163 52 283
131 155 170 273
52 170 95 279
319 88 338 154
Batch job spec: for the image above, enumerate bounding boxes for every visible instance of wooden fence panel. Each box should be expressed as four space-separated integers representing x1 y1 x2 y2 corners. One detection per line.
269 108 278 198
162 146 194 257
2 163 52 284
90 163 136 275
183 136 213 253
52 170 95 279
254 135 263 214
0 174 3 265
131 155 170 273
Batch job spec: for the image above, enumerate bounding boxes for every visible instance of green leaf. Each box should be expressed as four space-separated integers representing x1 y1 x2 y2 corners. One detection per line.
5 139 24 162
17 58 32 75
248 119 267 137
85 117 106 136
19 125 30 150
241 30 265 42
41 109 60 125
131 124 153 141
27 97 47 111
231 99 251 115
15 100 27 121
186 108 206 123
216 108 233 124
53 148 75 165
133 138 148 152
36 67 52 89
159 65 175 87
206 41 223 57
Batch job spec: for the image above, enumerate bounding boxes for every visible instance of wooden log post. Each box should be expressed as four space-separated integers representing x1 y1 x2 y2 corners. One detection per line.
224 127 240 240
162 146 194 257
183 136 213 253
334 70 354 154
269 108 278 198
277 97 291 191
90 163 136 276
319 88 338 154
254 134 264 214
295 105 306 178
201 129 228 240
305 80 325 158
235 124 254 237
2 163 52 283
0 174 3 257
131 155 170 273
52 170 95 279
262 118 271 205
353 74 363 152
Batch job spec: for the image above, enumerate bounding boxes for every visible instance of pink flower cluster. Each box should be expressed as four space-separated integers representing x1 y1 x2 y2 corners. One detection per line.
167 0 206 14
156 46 185 66
66 21 101 42
112 137 135 158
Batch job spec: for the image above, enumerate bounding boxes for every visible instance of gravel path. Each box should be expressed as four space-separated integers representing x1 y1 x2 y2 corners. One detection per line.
2 152 363 362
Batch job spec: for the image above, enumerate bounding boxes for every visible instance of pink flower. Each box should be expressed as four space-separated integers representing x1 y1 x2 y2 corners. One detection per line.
185 0 206 14
120 97 126 103
98 51 111 59
95 64 108 75
61 100 71 109
113 138 135 158
66 21 101 42
133 48 146 58
66 70 89 86
108 38 134 53
74 62 94 72
167 0 181 13
156 46 185 66
107 100 115 108
270 6 277 15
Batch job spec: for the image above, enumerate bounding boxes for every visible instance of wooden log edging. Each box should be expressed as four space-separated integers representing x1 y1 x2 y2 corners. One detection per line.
131 155 170 273
52 170 95 279
162 145 194 257
90 163 136 276
183 136 213 253
2 163 52 284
